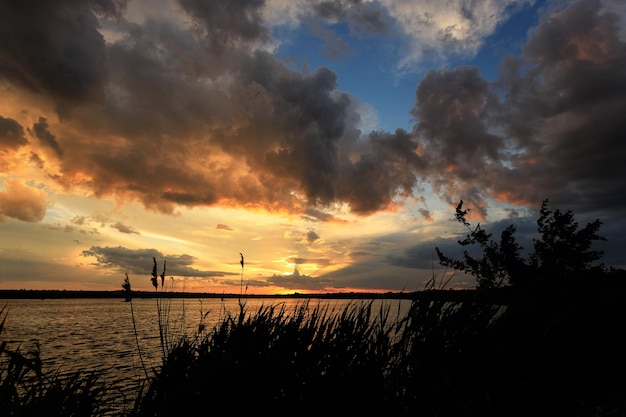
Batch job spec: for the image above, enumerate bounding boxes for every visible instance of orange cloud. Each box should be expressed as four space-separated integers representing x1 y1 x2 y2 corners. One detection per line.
0 178 48 222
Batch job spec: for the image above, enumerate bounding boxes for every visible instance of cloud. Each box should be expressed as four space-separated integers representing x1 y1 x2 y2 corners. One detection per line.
417 208 433 222
0 116 28 150
216 223 233 231
28 152 45 169
71 215 89 226
411 0 626 220
0 1 418 217
0 0 127 117
81 246 234 278
266 267 334 291
178 0 270 53
287 257 331 267
0 179 47 222
51 14 422 217
301 206 346 222
111 221 140 234
0 116 29 172
284 229 324 246
1 0 624 226
490 0 626 217
312 0 391 33
44 223 78 233
303 16 351 59
306 230 320 244
337 129 424 214
31 117 64 159
318 258 441 291
268 0 525 70
412 66 503 219
50 213 142 236
380 0 535 71
387 204 621 274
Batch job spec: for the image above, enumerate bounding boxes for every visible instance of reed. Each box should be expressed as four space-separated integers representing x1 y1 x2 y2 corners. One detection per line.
122 274 150 382
129 299 407 416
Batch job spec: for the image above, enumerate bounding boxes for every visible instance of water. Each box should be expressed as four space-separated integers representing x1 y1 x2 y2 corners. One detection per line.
0 297 407 415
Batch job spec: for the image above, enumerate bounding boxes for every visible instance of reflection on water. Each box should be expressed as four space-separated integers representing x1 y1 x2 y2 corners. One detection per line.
0 297 408 415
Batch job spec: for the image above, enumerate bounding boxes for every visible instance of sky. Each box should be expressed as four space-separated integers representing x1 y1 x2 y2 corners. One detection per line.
1 0 625 294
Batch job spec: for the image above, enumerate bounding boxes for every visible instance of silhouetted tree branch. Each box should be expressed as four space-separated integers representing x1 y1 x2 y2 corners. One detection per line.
436 199 606 289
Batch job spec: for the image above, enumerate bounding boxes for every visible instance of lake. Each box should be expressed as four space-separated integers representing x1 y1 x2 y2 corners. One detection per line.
0 297 408 415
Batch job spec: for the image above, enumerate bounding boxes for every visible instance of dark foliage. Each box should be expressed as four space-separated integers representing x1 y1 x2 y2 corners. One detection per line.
130 301 403 416
128 276 626 416
436 199 606 288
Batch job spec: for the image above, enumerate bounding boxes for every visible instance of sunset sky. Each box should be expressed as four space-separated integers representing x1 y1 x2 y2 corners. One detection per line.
1 0 625 294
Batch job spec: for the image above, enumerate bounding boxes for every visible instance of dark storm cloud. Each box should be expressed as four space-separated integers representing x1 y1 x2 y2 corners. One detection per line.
0 116 28 150
4 0 625 224
412 66 503 219
411 0 626 219
491 0 626 217
244 63 356 206
0 0 127 117
0 0 421 217
31 117 64 159
338 129 425 214
178 0 270 52
82 246 233 278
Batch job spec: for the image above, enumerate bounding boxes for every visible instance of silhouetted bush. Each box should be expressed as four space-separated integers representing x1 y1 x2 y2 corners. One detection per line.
436 199 606 289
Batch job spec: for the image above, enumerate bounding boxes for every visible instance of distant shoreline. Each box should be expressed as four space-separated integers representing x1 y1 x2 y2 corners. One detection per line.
0 288 484 302
0 288 422 300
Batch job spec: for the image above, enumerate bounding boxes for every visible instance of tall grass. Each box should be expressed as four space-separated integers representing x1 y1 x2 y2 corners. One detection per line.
122 274 150 382
130 299 406 416
127 269 626 417
127 294 512 416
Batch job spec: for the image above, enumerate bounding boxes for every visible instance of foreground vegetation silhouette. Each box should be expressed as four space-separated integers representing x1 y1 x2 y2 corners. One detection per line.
129 200 626 416
2 200 625 416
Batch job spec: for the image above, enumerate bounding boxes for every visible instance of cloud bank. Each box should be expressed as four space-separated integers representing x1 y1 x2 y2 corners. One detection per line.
0 0 624 225
82 246 233 278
